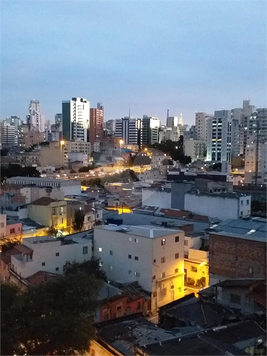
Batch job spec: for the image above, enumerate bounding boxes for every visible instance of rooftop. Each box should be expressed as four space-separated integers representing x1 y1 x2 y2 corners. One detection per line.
103 211 210 232
30 197 58 206
26 270 59 286
96 224 182 238
186 190 249 199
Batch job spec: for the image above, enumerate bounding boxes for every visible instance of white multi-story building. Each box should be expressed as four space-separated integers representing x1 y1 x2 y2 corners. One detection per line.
184 191 251 220
62 97 90 142
94 225 185 311
142 187 171 208
206 110 232 163
184 139 206 161
0 121 17 148
6 176 81 196
28 100 44 132
115 117 141 146
195 112 213 141
10 233 93 279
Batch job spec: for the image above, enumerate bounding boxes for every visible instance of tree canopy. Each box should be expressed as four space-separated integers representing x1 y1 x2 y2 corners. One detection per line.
73 209 85 231
1 164 40 182
150 137 191 165
63 257 107 281
1 271 102 355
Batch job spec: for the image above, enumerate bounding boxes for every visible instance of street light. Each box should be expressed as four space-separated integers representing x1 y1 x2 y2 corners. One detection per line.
119 140 124 156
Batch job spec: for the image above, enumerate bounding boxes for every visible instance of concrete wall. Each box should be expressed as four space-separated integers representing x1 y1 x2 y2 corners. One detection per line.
184 193 250 220
142 189 171 209
171 182 193 210
0 214 7 238
28 201 67 228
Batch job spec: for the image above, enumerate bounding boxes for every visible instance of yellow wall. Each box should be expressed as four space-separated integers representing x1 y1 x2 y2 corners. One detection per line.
89 339 120 356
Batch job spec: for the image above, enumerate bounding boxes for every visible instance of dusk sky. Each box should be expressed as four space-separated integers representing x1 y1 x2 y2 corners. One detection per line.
1 0 266 124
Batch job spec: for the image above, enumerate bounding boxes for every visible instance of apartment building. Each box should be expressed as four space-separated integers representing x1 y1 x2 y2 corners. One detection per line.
94 225 185 312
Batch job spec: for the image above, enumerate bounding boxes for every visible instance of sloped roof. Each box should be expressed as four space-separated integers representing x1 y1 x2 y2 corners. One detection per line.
30 197 57 206
26 271 59 286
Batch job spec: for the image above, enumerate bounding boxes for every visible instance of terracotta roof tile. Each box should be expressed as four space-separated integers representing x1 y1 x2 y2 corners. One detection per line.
30 197 57 206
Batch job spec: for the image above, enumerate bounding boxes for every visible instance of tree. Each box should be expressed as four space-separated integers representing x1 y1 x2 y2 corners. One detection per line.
1 275 101 355
63 257 107 281
73 209 85 231
47 226 58 237
1 164 40 182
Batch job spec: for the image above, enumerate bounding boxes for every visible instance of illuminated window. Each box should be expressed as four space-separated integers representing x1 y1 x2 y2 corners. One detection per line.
134 238 139 243
98 247 102 252
161 239 166 246
248 267 253 274
134 272 140 277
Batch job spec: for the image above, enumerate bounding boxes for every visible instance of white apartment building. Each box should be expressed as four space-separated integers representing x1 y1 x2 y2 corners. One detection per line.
159 126 180 143
6 176 81 196
195 112 212 141
10 233 93 279
206 110 232 163
184 139 206 161
65 140 91 156
62 97 90 142
0 121 17 148
115 118 141 145
184 191 251 220
28 100 44 132
94 225 185 311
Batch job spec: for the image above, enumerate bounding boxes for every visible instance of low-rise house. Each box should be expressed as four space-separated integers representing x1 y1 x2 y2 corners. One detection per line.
96 281 150 322
28 197 67 229
200 279 266 315
20 186 64 204
184 249 209 289
8 231 93 282
0 214 22 240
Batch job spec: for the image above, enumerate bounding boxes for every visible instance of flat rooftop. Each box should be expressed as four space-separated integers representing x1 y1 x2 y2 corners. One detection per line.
103 211 210 231
96 224 182 238
6 176 79 184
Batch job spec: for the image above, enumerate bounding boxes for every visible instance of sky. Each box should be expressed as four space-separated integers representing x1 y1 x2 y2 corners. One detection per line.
1 0 266 125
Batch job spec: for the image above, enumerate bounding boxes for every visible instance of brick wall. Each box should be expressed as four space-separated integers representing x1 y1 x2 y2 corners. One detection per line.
209 233 266 280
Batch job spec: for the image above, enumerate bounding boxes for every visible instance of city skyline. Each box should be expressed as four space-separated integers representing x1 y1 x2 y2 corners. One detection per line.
1 1 266 124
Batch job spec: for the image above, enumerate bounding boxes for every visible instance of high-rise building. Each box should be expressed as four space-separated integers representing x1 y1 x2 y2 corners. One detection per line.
89 103 104 144
115 117 141 146
195 112 213 141
104 120 116 136
27 100 44 132
5 116 22 130
62 97 90 142
166 116 178 128
142 116 160 146
55 113 62 125
0 121 16 148
206 110 232 163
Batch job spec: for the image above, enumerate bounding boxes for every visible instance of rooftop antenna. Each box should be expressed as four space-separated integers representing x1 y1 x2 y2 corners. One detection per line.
129 104 131 119
166 109 169 125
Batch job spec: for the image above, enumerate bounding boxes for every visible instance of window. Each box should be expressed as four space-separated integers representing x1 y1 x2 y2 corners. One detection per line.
241 200 244 206
230 294 241 305
152 275 156 280
0 223 4 228
110 250 113 255
175 236 179 242
109 265 113 271
134 256 139 261
98 247 102 252
246 199 249 205
161 272 165 278
161 239 166 246
42 262 46 266
55 252 59 257
175 253 179 259
83 246 88 254
191 266 197 273
161 257 166 263
184 240 188 246
55 267 59 271
175 268 178 273
134 238 138 243
128 237 132 241
128 270 132 274
248 267 253 274
134 272 140 277
128 254 132 259
153 259 156 263
10 228 15 234
153 291 157 297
